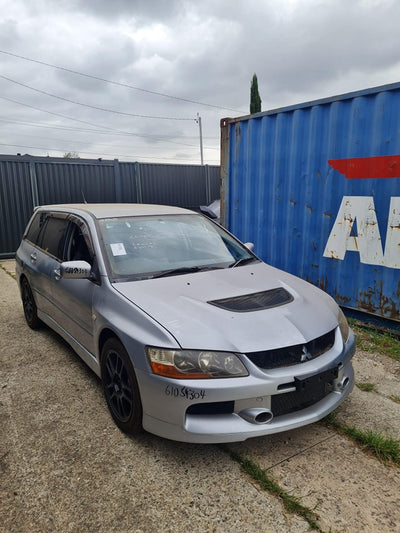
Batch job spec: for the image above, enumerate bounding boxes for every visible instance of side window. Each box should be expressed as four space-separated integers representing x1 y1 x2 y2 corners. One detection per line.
40 217 69 260
25 212 47 245
66 222 93 264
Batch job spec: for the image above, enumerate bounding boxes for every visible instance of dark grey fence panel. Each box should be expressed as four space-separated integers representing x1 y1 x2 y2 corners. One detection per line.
208 166 220 203
118 162 139 203
0 155 220 257
36 161 117 204
0 160 33 257
139 163 208 208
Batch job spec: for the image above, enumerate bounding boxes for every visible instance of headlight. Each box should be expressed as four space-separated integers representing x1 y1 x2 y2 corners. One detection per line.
146 347 248 379
338 308 350 343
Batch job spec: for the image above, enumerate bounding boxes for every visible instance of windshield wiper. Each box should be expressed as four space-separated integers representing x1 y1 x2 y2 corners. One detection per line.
229 256 258 268
151 266 204 279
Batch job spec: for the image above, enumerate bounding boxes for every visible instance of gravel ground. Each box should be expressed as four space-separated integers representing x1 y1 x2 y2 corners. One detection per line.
1 260 399 533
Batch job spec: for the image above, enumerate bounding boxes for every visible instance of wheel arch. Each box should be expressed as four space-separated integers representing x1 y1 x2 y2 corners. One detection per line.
18 272 28 290
98 327 121 362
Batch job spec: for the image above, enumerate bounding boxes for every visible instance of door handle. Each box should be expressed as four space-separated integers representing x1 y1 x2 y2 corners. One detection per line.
30 252 37 263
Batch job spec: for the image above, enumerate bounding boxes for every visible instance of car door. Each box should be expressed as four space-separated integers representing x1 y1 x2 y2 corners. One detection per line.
49 217 96 354
26 213 70 320
19 210 50 313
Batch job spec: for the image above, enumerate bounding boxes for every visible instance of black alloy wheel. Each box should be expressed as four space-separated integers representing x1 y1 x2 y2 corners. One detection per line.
101 338 142 434
21 278 41 329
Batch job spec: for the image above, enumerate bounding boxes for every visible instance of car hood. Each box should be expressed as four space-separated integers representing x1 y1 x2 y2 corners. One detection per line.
112 263 339 353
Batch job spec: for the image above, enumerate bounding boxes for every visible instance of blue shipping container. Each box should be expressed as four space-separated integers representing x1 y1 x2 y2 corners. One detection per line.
221 83 400 323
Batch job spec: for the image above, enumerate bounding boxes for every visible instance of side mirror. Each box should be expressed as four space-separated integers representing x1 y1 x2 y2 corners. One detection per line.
59 261 92 279
244 242 254 252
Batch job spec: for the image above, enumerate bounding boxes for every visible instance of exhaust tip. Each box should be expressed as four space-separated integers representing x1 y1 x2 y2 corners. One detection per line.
338 376 350 391
239 408 273 425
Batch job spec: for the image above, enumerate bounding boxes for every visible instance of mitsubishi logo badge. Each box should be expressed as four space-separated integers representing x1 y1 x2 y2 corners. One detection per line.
301 346 312 362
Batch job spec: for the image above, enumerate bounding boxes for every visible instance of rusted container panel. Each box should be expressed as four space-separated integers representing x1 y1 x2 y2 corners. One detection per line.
221 83 400 322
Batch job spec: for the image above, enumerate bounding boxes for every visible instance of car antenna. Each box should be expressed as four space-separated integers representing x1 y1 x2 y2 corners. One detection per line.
81 190 88 204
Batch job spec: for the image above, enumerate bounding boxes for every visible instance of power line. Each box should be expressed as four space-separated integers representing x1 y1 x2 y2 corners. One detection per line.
0 142 212 162
0 117 110 135
0 116 219 139
0 95 132 132
0 49 245 114
7 130 219 152
0 74 194 120
0 116 218 151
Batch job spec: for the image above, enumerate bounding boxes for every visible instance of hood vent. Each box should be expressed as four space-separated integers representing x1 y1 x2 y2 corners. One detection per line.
208 287 293 312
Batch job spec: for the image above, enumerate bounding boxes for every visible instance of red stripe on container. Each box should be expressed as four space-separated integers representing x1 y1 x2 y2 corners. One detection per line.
328 155 400 179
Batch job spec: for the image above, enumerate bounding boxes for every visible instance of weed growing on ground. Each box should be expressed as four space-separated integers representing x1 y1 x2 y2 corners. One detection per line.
0 263 16 280
220 445 321 531
390 395 400 404
356 382 377 392
321 413 400 465
348 319 400 362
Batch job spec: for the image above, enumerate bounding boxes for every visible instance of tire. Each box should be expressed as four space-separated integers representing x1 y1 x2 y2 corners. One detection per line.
100 338 143 435
21 277 41 329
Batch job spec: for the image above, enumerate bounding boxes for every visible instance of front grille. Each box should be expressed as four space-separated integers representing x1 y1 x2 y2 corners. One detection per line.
271 366 338 417
245 329 335 370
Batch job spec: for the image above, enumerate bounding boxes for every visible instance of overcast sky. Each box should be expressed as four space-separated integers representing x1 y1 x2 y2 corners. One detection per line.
1 0 400 165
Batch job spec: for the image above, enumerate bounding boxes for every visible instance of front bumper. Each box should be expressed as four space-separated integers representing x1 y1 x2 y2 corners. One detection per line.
138 329 356 443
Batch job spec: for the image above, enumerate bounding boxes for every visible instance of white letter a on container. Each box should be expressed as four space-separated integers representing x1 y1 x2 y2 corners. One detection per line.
323 196 384 266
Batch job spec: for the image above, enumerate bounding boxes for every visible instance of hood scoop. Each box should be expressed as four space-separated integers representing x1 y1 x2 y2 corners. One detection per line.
208 287 294 312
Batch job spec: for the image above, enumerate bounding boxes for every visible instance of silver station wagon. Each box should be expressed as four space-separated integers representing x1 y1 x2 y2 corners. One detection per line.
16 204 355 443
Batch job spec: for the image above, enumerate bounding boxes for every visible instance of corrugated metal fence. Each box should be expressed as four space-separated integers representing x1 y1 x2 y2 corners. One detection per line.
0 155 220 258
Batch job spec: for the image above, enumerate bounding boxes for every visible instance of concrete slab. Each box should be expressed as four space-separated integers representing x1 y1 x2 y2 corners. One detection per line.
228 425 400 533
0 259 16 277
228 424 336 470
334 384 400 440
268 434 400 533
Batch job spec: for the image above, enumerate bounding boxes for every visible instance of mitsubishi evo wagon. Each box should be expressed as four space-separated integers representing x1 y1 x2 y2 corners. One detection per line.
16 203 355 443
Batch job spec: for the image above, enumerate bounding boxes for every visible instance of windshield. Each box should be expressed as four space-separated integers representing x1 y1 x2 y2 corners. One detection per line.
98 214 257 280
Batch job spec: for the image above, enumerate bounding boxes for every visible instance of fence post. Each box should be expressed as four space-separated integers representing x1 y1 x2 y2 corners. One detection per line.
29 160 39 208
134 162 143 203
113 159 122 202
205 164 212 205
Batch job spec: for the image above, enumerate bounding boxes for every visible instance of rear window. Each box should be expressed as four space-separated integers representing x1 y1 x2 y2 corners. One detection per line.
25 212 47 245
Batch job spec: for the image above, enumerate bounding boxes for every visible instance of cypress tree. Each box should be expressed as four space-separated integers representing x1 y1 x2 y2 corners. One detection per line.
250 74 262 114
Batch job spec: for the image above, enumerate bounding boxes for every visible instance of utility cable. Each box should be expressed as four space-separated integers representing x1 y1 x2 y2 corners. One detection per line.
0 95 132 132
0 74 194 120
0 117 219 139
0 142 219 162
0 49 245 114
0 116 218 150
9 130 219 152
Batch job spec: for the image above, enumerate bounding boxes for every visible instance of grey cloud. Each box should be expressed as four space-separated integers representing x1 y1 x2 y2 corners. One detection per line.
69 0 185 22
